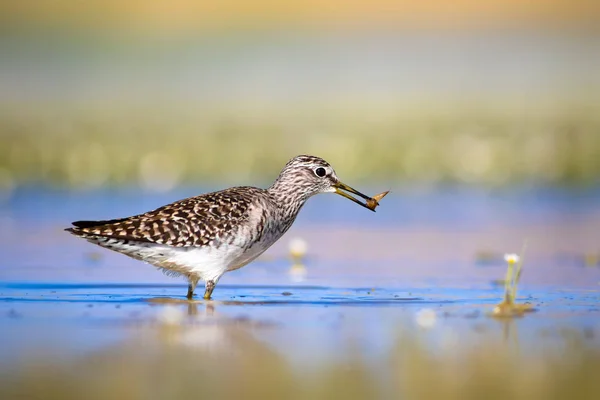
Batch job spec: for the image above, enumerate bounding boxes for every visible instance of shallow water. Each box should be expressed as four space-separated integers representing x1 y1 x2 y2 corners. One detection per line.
0 187 599 397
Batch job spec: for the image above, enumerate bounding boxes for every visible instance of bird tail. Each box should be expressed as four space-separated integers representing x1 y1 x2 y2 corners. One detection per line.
65 218 130 236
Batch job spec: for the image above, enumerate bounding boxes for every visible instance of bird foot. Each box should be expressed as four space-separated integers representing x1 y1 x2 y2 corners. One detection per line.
203 280 216 300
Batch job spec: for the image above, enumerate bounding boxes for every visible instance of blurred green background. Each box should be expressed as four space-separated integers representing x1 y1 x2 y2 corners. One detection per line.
1 1 599 193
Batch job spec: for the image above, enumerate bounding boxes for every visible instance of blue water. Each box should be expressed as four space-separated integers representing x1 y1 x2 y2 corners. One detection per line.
0 282 598 367
0 186 599 367
4 184 600 228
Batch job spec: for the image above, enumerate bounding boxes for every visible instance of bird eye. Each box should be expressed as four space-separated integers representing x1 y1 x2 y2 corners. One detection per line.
315 167 327 177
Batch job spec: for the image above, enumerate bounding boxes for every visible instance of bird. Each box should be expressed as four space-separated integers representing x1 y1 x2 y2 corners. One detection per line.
66 155 377 300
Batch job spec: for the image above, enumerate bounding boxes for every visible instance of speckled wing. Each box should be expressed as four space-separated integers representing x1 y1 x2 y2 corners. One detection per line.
66 187 266 248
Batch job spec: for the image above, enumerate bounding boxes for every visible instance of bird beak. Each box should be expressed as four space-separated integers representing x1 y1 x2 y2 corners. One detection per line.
333 181 375 212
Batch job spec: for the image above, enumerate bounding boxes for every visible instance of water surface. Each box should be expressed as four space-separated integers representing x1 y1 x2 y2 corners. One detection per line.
0 187 599 393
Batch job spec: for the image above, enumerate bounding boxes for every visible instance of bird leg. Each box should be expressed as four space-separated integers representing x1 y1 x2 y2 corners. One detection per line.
187 277 199 300
204 280 216 300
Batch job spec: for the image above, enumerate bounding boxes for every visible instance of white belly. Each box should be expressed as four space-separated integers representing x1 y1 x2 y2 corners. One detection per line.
127 241 271 282
169 243 266 282
99 229 280 283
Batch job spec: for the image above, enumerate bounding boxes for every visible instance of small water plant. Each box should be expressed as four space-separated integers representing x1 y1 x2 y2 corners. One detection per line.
491 243 535 318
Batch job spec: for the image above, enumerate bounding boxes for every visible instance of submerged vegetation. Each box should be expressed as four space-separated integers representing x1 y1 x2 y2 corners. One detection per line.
0 104 599 192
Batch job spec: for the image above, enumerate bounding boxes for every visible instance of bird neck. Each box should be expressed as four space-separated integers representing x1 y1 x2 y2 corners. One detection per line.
267 178 309 223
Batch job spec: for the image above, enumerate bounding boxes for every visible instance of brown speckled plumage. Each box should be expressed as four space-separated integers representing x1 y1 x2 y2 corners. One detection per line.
67 187 266 248
66 155 375 300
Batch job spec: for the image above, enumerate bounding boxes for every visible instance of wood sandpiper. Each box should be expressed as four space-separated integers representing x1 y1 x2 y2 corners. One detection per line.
66 155 380 300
